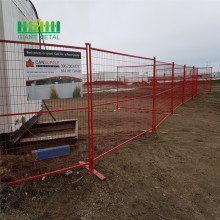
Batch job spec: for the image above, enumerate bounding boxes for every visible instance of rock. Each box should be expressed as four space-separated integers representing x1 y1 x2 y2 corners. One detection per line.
65 170 73 176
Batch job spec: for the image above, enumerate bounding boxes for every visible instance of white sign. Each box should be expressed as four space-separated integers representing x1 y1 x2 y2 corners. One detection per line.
24 49 83 100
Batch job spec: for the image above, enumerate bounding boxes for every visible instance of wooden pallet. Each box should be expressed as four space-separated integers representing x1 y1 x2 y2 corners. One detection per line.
19 119 78 144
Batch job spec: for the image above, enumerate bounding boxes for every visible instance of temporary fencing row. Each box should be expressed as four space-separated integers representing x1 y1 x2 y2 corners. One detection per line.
0 40 212 184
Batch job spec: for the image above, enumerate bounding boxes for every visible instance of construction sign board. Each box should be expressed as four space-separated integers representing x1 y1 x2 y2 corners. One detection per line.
24 48 83 100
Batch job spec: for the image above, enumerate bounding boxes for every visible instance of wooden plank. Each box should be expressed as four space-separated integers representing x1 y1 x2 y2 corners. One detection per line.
30 124 75 133
37 119 78 125
75 120 79 139
20 132 76 143
20 118 79 144
10 113 41 144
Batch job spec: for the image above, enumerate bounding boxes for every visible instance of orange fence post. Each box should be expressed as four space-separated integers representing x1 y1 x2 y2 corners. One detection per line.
116 66 119 110
82 43 105 180
195 67 198 96
171 62 174 115
182 65 186 104
88 43 94 171
85 43 92 170
210 67 212 92
192 66 195 99
152 57 156 132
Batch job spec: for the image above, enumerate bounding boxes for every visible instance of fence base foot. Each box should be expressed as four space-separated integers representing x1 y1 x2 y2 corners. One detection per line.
114 107 120 111
173 113 181 116
79 161 106 180
156 131 168 134
148 130 168 134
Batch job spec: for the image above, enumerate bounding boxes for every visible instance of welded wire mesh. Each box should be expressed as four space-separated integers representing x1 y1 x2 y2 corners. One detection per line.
0 41 89 183
155 62 172 127
0 40 212 184
197 67 212 93
89 48 154 159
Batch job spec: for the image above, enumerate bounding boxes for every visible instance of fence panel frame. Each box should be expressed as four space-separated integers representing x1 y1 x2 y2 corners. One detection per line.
0 39 213 185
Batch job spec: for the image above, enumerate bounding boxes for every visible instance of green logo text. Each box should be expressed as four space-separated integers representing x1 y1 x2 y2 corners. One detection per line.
17 18 60 41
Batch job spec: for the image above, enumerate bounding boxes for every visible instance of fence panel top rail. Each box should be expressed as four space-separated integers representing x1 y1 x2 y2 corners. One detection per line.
91 47 154 61
0 39 86 50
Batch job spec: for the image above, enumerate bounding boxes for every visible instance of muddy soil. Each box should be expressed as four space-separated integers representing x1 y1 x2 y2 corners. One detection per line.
1 81 220 220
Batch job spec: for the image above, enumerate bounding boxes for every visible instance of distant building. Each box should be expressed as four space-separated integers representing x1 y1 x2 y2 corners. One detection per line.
83 71 148 83
213 72 220 79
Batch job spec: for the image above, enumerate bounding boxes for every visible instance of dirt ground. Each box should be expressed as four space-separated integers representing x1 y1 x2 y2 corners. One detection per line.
1 80 220 220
